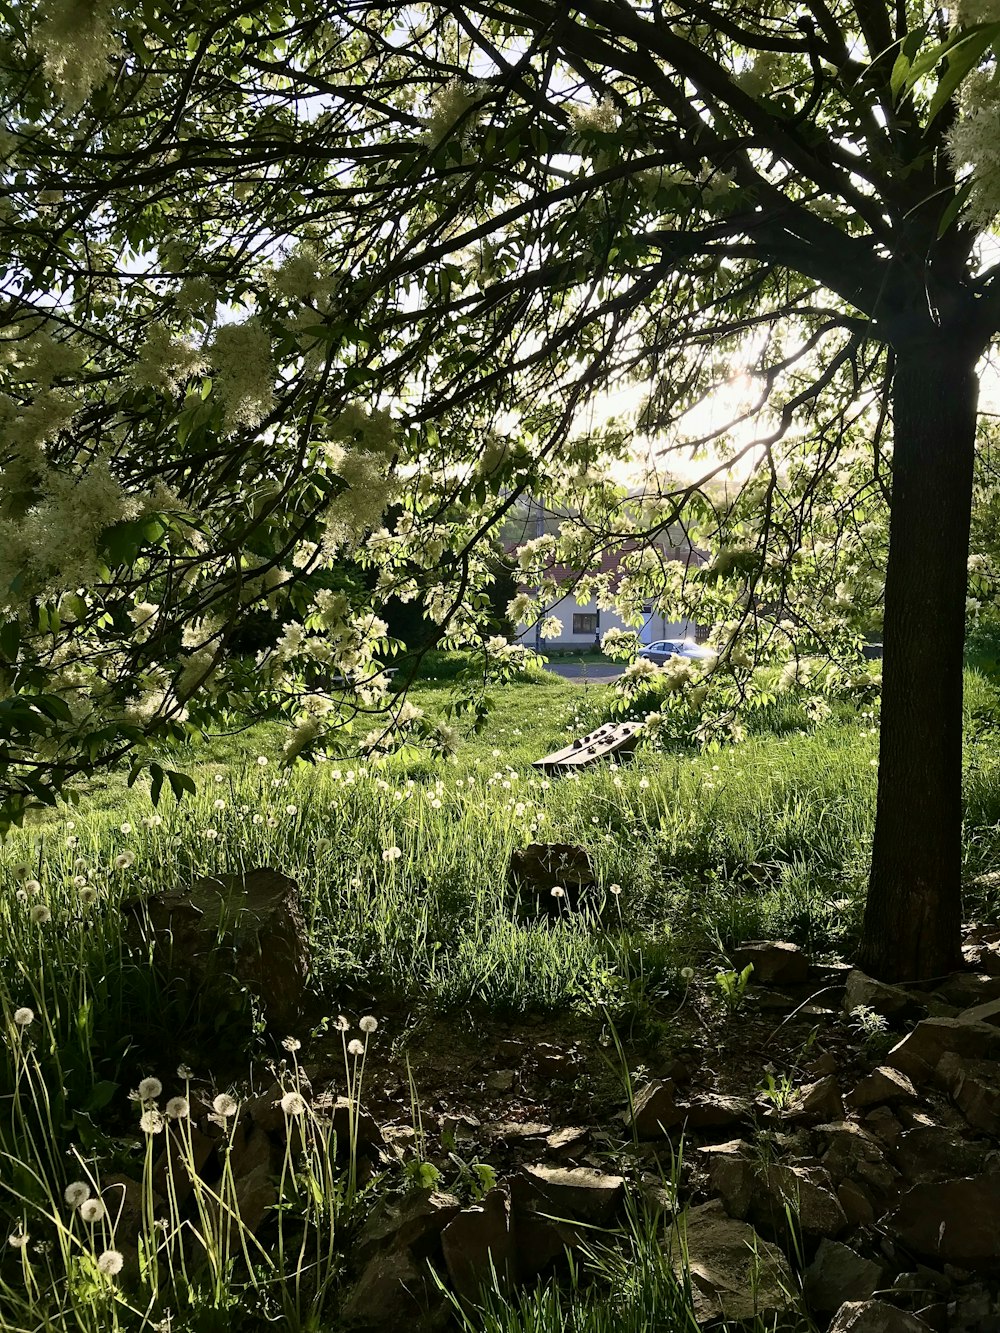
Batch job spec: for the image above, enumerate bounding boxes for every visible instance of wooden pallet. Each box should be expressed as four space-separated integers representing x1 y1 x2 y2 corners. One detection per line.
532 721 644 773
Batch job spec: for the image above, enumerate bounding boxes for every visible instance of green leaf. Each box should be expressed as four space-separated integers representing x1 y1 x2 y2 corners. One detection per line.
0 620 19 661
938 178 975 237
926 28 995 123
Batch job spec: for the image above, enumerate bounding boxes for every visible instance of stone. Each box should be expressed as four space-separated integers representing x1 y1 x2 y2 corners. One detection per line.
487 1120 551 1142
962 943 1000 977
932 972 1000 1008
783 1075 844 1123
703 1141 756 1219
849 1066 919 1110
844 970 917 1020
509 842 594 895
244 1074 312 1134
313 1094 386 1157
887 1177 1000 1270
935 1053 1000 1134
227 1124 274 1181
957 996 1000 1027
534 1044 577 1077
731 940 810 986
804 1239 885 1314
342 1248 432 1327
827 1300 934 1333
441 1190 515 1303
666 1200 796 1325
886 1018 1000 1085
627 1081 683 1138
764 1162 848 1236
682 1094 752 1130
837 1179 877 1227
815 1121 891 1188
486 1070 516 1092
517 1165 625 1225
441 1113 481 1144
232 1162 276 1233
358 1189 461 1260
123 869 310 1026
893 1126 987 1186
863 1106 905 1149
546 1126 589 1154
153 1122 215 1205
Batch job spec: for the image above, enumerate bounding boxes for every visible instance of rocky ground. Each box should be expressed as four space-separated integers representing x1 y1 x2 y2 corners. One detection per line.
100 918 1000 1332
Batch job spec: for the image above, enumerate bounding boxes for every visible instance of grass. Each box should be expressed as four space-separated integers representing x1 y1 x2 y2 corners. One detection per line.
2 660 1000 1331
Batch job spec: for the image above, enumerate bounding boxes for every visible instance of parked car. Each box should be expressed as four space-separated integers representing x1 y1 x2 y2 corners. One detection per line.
637 639 715 666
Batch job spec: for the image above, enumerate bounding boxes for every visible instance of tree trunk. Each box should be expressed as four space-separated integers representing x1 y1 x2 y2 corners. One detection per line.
858 336 980 983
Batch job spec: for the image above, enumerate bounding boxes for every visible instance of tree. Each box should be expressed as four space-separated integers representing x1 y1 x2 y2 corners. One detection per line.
2 0 999 978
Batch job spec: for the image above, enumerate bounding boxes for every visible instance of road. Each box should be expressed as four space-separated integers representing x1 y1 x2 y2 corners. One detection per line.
544 661 621 684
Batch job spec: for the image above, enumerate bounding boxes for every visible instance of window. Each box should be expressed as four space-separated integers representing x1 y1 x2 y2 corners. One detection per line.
573 613 598 634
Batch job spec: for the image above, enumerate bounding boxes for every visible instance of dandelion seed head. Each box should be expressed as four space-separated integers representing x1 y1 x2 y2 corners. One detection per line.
13 1007 34 1027
608 883 622 896
30 904 52 924
177 1063 194 1080
382 846 402 862
680 966 695 981
347 1038 364 1056
359 1015 377 1034
79 1198 107 1223
550 885 565 899
137 1077 162 1101
281 1091 307 1116
78 887 98 907
7 1230 28 1249
165 1096 189 1119
281 1036 301 1052
114 852 134 869
140 1110 164 1135
25 879 41 895
212 1093 238 1118
64 1181 91 1208
97 1249 124 1276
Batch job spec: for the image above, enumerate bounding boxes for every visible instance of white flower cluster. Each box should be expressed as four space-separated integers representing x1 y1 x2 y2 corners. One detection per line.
132 326 207 395
210 320 274 431
33 0 117 106
601 627 641 661
423 80 484 145
946 71 1000 233
569 98 618 135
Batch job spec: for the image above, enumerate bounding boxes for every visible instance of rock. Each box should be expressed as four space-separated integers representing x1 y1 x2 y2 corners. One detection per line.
886 1018 1000 1085
827 1300 934 1332
932 972 1000 1008
764 1162 848 1236
935 1053 1000 1134
783 1075 844 1123
893 1125 987 1186
358 1189 461 1260
546 1126 589 1154
245 1074 312 1133
666 1200 796 1325
342 1248 433 1327
957 996 1000 1027
486 1070 516 1092
99 1174 161 1261
844 970 916 1020
805 1239 885 1314
682 1094 752 1130
837 1179 877 1227
226 1124 274 1181
509 843 594 913
887 1177 1000 1270
962 943 1000 977
703 1141 756 1219
232 1162 276 1233
815 1121 892 1191
441 1190 515 1302
731 940 810 986
123 869 310 1026
517 1165 625 1225
863 1106 905 1149
487 1120 551 1142
153 1121 216 1205
313 1094 386 1157
534 1044 577 1078
849 1066 919 1110
627 1081 683 1138
441 1113 481 1144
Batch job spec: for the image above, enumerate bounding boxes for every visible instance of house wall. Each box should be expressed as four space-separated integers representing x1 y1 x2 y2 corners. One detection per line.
514 595 698 650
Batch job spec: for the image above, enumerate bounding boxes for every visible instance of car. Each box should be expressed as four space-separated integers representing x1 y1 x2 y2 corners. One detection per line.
636 638 715 666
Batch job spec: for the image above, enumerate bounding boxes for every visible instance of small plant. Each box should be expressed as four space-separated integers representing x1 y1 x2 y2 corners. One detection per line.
758 1068 796 1111
848 1004 893 1057
713 963 754 1014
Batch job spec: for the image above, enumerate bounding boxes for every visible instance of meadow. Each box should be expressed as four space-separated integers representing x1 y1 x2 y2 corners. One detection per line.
3 662 1000 1332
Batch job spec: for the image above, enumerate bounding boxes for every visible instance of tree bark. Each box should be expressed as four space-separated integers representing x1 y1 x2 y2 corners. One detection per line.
858 336 980 982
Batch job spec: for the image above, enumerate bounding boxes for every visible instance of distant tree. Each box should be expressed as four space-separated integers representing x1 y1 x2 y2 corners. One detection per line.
3 0 1000 978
